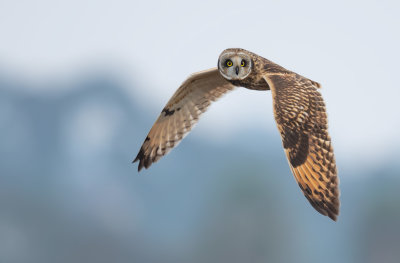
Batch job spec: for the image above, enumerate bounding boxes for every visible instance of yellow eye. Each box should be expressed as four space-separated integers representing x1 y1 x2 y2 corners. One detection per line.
226 60 233 67
241 60 246 67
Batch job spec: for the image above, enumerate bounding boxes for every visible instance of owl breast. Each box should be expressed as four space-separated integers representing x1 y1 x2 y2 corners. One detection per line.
229 75 270 90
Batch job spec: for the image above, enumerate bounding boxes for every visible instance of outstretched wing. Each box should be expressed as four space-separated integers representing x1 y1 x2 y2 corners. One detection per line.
264 73 340 221
134 68 235 171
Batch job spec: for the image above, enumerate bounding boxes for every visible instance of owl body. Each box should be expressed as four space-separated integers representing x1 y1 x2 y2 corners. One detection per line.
133 48 340 221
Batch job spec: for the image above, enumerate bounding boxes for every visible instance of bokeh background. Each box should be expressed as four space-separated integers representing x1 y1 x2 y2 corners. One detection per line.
1 0 400 262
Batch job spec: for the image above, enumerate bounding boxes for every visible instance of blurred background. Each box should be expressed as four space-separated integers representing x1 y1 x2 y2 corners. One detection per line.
1 0 400 262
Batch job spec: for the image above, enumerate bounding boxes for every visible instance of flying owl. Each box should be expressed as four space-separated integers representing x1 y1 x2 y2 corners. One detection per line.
133 48 340 221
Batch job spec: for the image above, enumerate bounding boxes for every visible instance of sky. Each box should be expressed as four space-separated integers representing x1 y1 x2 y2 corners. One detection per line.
1 0 399 170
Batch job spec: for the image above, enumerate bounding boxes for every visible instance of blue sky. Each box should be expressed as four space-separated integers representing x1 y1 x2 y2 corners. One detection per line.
1 0 399 171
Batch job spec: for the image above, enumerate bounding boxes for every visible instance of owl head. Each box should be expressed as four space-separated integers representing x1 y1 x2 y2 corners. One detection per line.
218 49 253 80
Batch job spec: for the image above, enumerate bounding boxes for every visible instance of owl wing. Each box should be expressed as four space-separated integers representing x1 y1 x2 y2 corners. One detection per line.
134 68 235 171
263 73 340 221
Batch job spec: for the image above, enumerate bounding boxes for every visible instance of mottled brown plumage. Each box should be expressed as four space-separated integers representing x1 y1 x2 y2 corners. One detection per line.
134 48 340 221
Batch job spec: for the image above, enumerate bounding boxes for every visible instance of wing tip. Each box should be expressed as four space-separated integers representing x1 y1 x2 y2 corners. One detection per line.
133 146 157 172
132 158 148 172
302 186 340 222
328 213 338 222
318 201 340 222
316 199 340 222
132 148 147 172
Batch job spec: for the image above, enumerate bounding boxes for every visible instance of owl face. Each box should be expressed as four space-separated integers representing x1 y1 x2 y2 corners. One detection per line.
218 50 253 80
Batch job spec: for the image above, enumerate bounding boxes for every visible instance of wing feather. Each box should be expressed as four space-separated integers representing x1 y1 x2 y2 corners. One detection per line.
264 73 340 221
134 68 235 171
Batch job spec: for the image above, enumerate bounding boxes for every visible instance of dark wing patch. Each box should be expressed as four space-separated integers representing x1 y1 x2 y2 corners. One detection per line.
265 73 340 221
133 68 235 171
162 108 175 116
282 126 309 167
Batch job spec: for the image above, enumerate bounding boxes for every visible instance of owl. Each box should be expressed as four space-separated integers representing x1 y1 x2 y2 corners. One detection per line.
133 48 340 221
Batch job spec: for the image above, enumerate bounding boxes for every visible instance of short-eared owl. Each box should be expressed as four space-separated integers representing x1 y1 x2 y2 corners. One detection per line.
134 48 340 221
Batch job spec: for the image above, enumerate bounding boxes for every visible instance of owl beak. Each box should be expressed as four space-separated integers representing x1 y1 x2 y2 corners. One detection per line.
235 66 239 75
